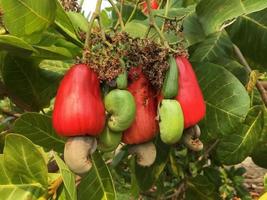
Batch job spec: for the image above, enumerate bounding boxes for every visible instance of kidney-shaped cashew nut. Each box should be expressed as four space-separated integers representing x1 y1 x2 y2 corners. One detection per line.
183 125 203 152
128 142 157 167
64 136 97 175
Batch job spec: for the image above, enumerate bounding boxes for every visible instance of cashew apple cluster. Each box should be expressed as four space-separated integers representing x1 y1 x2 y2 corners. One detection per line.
52 56 206 175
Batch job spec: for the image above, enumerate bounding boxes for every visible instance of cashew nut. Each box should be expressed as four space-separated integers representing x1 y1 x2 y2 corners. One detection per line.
183 125 203 152
64 136 97 175
128 142 156 167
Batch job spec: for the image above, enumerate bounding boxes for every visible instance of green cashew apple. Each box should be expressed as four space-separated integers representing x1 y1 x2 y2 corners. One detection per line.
105 89 136 132
98 126 122 152
159 99 184 144
162 56 178 99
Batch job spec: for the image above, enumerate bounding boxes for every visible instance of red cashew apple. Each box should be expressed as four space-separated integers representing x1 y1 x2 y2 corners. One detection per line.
142 0 159 14
122 67 158 145
53 64 105 136
175 56 206 128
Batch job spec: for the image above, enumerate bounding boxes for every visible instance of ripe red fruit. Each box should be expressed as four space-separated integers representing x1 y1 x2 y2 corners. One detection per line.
122 67 158 144
175 57 206 128
142 0 159 14
53 64 105 137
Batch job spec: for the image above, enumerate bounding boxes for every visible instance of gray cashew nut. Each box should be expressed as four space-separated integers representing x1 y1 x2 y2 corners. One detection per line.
64 136 97 175
183 125 203 152
128 142 157 167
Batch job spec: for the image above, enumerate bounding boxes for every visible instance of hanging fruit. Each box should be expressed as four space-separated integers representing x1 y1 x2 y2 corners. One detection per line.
122 67 158 145
159 99 184 144
53 64 106 136
175 56 206 128
104 89 136 132
141 0 159 14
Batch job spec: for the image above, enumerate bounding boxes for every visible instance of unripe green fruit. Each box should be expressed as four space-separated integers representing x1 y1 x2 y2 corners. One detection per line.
159 99 184 144
98 126 122 152
162 56 178 99
105 89 136 132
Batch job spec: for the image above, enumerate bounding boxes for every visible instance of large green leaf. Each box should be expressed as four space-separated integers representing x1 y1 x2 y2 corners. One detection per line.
190 31 233 62
183 12 206 46
196 0 267 35
227 9 267 71
55 1 82 47
3 134 48 186
33 45 73 60
77 151 116 200
12 112 65 152
251 107 267 168
216 106 264 165
54 153 77 200
2 54 61 111
193 62 250 141
39 59 72 75
186 175 219 200
0 0 56 41
135 138 170 191
0 35 36 56
67 12 88 33
125 20 148 38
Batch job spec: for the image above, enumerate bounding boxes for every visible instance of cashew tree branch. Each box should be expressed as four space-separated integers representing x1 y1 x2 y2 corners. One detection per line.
233 44 267 107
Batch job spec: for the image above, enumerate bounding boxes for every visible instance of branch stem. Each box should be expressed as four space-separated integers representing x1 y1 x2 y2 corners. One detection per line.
233 44 267 107
107 0 125 30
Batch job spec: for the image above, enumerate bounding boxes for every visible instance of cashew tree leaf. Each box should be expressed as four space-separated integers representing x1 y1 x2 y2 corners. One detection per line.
0 134 48 199
190 31 233 62
193 62 250 142
77 151 117 200
0 0 56 42
12 112 65 153
196 0 267 35
1 54 61 111
216 106 264 165
227 8 267 71
54 153 77 200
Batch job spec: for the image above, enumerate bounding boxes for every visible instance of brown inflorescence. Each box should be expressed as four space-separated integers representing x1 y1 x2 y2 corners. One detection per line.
60 0 81 12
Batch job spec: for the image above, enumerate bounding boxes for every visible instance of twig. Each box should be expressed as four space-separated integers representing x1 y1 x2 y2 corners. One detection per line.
125 0 140 24
233 44 267 107
83 0 103 60
198 139 220 162
164 181 186 199
0 108 21 118
107 0 125 30
260 81 267 90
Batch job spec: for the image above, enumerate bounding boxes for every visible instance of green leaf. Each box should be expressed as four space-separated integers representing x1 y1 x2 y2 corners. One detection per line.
190 31 233 62
12 112 65 152
2 54 61 111
227 9 267 71
193 62 250 142
0 35 36 55
54 153 77 200
3 134 48 186
196 0 267 35
125 21 148 38
251 108 267 168
184 12 206 46
135 138 170 191
67 12 88 33
0 0 56 41
186 175 218 200
33 45 73 60
39 59 71 75
78 151 116 200
214 59 248 86
55 1 82 47
216 106 264 165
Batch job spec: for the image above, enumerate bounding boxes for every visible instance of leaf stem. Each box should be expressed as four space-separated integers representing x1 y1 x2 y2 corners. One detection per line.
126 0 140 24
161 0 170 32
83 0 103 60
107 0 125 30
145 0 169 47
233 44 267 107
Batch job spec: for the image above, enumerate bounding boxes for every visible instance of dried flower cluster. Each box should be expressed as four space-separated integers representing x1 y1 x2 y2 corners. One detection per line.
60 0 81 12
84 30 172 90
